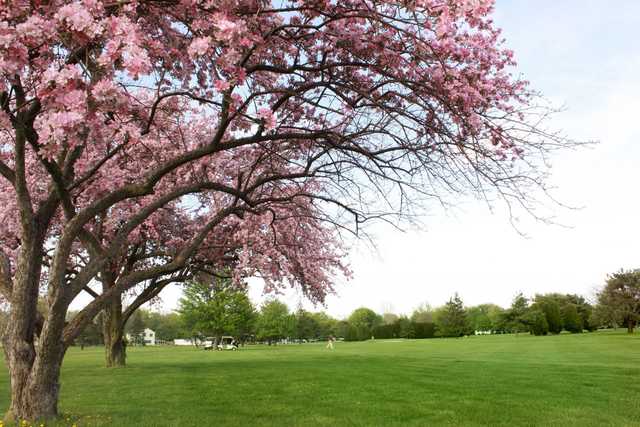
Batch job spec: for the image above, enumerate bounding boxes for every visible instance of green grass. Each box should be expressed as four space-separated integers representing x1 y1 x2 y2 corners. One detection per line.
1 331 639 426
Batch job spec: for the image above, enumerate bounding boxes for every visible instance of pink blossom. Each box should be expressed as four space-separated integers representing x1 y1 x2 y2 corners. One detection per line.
257 108 276 131
91 80 119 102
16 16 52 43
55 3 95 33
188 36 211 58
123 47 151 79
214 80 230 92
216 18 237 34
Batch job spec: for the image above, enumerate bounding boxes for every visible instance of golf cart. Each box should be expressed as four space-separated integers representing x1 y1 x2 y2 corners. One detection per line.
217 336 238 351
202 337 215 350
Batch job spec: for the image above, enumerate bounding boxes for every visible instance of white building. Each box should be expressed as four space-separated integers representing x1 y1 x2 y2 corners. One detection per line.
126 328 156 346
143 328 156 345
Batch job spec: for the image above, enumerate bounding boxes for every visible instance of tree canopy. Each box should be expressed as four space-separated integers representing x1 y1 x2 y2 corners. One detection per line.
0 0 574 420
597 269 640 333
178 278 256 339
255 300 294 342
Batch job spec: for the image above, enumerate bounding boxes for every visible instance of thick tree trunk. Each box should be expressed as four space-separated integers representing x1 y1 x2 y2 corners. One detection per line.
628 319 635 334
3 234 67 422
4 348 66 422
4 328 72 422
103 296 126 367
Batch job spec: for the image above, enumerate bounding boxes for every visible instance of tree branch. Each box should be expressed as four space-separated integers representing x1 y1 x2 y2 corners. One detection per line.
0 160 15 185
62 204 238 347
82 286 99 299
122 275 184 326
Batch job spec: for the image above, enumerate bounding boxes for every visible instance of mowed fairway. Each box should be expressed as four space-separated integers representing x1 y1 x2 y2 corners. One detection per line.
1 331 639 426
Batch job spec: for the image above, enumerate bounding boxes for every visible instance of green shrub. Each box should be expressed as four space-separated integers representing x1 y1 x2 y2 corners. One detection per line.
413 322 435 338
344 325 359 341
562 304 582 333
527 309 549 336
372 324 397 339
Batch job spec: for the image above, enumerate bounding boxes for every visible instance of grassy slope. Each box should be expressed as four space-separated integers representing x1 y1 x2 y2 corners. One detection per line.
0 331 638 426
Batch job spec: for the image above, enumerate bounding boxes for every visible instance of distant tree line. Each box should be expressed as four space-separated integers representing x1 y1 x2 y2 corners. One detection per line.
343 268 640 339
333 268 640 340
45 268 640 348
337 292 595 341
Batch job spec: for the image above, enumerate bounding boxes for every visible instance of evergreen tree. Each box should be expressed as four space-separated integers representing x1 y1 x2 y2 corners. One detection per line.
437 294 471 337
503 293 530 333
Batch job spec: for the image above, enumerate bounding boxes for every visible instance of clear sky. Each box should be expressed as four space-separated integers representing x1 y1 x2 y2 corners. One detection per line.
129 1 640 319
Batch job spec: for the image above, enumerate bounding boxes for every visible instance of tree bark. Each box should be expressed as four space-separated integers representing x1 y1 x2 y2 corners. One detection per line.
3 241 66 421
3 350 64 422
103 296 126 367
628 319 635 334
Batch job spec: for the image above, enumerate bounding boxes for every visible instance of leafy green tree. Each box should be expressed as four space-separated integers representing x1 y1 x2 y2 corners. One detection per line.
531 293 594 333
134 310 188 341
524 309 549 336
561 303 582 333
397 316 415 338
432 305 448 328
344 324 362 341
437 294 471 337
412 322 436 338
334 320 351 339
255 300 292 342
348 307 382 339
310 312 337 339
485 305 506 333
372 323 398 339
532 295 562 334
294 309 320 341
154 312 187 341
466 304 500 332
178 279 256 340
565 294 594 332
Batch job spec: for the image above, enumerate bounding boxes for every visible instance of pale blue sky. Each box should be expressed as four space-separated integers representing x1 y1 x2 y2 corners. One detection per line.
133 1 640 318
